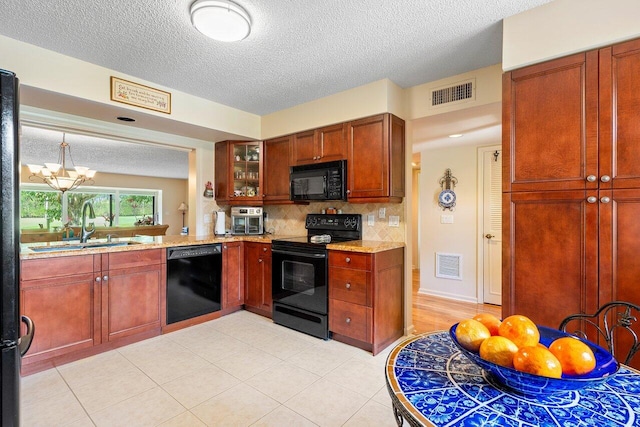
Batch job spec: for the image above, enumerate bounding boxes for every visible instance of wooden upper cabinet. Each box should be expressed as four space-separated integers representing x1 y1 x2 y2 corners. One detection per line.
503 51 599 192
601 38 640 189
215 140 263 206
214 141 230 203
291 123 348 165
347 113 405 202
317 123 348 163
262 135 293 203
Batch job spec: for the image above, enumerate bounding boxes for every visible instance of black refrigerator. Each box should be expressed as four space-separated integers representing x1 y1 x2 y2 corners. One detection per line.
1 69 35 426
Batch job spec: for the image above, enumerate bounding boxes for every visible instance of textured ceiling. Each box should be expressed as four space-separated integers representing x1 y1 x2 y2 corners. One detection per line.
0 0 552 116
20 127 189 180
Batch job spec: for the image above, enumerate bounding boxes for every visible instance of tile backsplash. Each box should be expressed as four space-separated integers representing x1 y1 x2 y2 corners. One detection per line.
264 201 405 242
203 200 405 242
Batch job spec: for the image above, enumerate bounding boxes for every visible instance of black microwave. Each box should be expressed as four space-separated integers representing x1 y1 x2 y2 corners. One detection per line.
290 160 347 201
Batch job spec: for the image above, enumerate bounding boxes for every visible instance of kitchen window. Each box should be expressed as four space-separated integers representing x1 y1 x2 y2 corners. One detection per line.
20 184 160 231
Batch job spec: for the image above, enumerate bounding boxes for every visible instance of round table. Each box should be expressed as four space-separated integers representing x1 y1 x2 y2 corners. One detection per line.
385 331 640 427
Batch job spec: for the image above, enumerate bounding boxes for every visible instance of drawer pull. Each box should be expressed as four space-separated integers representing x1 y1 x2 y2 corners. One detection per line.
263 247 268 252
258 259 263 263
345 257 351 263
345 282 351 289
346 317 351 324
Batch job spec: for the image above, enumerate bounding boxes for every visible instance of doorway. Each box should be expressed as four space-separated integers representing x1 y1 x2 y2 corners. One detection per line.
477 145 502 305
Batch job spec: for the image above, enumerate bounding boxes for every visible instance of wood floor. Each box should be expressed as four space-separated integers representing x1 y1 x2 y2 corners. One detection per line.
411 269 502 334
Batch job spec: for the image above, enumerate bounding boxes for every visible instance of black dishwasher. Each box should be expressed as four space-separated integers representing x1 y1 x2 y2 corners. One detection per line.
166 244 222 324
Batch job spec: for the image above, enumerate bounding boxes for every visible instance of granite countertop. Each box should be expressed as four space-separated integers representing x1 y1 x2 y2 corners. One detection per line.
20 234 404 259
327 240 405 253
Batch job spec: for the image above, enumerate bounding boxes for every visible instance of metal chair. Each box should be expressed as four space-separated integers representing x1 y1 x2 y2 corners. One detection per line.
559 301 640 366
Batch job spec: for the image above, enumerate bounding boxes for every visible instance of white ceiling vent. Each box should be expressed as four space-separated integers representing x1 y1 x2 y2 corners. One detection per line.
435 253 462 280
431 79 475 107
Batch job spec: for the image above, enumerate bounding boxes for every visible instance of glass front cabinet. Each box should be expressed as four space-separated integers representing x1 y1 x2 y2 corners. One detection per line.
215 140 264 205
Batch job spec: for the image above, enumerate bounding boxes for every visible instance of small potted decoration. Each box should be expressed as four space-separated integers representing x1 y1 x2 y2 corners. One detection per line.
203 181 214 198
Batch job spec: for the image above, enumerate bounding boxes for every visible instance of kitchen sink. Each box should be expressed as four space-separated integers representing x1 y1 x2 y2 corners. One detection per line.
28 241 141 252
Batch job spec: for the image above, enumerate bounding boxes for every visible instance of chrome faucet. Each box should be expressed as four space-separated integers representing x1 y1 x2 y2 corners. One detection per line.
80 200 96 243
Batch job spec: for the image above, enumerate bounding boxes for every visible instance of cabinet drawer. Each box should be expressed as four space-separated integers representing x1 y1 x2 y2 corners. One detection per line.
107 249 163 269
329 251 369 270
329 299 371 342
21 255 94 281
329 268 369 305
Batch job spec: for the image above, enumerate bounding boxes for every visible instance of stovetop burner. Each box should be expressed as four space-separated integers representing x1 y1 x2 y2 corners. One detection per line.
272 214 362 250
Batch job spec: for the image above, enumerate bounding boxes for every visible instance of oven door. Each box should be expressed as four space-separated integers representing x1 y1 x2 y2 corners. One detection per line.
272 247 327 314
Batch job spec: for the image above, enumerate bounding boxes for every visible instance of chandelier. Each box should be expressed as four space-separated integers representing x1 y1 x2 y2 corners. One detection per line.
27 133 96 193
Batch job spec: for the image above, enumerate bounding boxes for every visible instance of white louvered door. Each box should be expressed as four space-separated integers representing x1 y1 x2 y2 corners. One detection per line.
482 148 502 305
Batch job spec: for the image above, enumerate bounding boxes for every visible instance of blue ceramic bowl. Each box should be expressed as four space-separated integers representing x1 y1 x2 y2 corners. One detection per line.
449 324 619 395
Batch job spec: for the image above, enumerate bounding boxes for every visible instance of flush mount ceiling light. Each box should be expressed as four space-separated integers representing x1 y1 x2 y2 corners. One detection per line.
190 0 251 42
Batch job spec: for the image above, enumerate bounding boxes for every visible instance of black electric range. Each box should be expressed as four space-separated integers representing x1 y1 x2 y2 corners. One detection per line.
271 214 362 251
271 214 362 339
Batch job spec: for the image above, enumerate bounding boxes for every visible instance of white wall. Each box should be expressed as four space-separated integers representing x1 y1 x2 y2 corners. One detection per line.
418 143 482 302
0 35 261 139
503 0 640 70
260 79 407 139
407 64 502 120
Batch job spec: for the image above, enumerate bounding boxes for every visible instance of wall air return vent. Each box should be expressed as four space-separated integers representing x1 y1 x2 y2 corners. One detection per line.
435 253 462 280
431 80 475 107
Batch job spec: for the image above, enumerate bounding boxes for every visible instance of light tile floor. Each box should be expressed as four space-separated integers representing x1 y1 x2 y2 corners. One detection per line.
20 311 401 427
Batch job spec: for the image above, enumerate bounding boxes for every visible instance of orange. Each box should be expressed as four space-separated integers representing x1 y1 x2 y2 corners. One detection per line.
473 313 502 336
549 337 596 375
498 315 540 348
455 319 491 352
479 336 519 368
513 346 562 378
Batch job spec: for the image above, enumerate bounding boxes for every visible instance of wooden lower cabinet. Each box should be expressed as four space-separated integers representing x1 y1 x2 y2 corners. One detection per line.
222 241 244 312
99 250 164 343
328 248 404 355
20 249 164 374
244 242 272 317
502 191 598 329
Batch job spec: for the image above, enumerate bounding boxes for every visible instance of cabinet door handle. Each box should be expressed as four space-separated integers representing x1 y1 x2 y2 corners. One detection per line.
95 277 101 283
345 317 351 324
586 175 597 182
103 275 108 282
345 257 351 263
346 189 351 195
600 175 611 183
258 259 263 263
587 196 598 204
345 282 351 289
263 247 268 252
600 196 611 204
